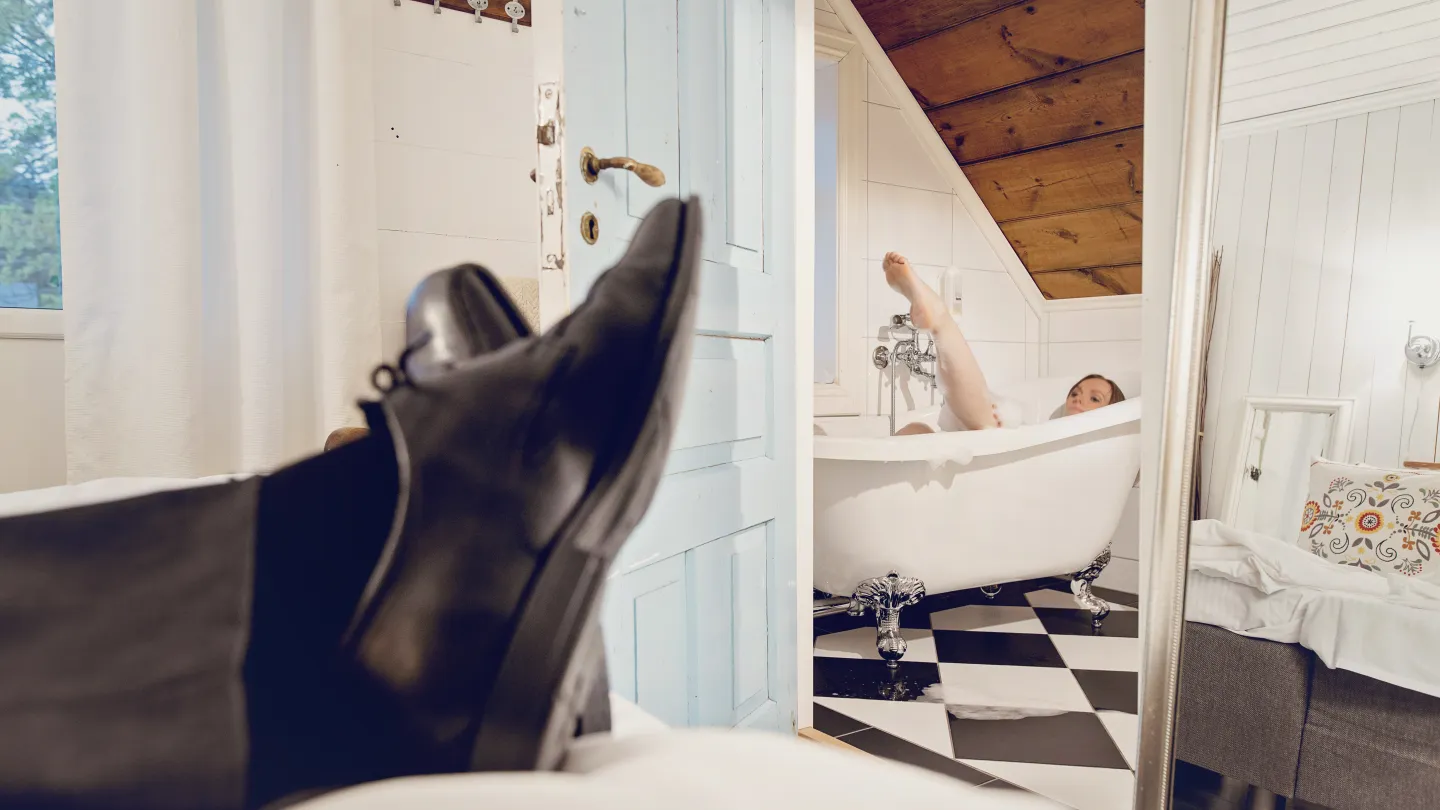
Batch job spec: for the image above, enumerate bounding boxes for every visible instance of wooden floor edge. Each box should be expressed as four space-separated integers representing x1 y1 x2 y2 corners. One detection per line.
798 726 868 754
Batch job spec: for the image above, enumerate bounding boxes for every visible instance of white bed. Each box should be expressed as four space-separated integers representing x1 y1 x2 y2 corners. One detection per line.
1185 519 1440 698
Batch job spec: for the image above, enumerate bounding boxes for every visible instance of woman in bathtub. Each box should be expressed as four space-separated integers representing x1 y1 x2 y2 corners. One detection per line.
883 252 1124 435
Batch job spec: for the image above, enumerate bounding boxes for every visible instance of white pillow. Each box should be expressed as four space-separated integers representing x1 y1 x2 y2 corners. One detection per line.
1297 459 1440 581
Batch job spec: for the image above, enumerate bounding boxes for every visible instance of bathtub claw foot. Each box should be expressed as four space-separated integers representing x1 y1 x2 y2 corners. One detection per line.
853 572 926 668
1070 546 1112 630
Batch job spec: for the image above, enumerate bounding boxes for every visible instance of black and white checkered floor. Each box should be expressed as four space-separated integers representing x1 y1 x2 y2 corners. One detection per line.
813 579 1140 810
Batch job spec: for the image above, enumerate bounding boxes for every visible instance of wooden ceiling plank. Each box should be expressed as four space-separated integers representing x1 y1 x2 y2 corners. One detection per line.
411 0 532 26
962 128 1144 222
1000 203 1142 273
851 0 1022 51
1030 263 1141 297
1031 269 1125 299
1093 263 1143 294
888 0 1146 109
927 51 1145 164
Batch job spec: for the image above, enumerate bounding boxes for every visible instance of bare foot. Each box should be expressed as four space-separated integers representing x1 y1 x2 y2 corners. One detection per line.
882 252 946 330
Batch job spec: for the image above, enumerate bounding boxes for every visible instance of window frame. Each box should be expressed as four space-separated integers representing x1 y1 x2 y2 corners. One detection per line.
813 26 865 417
0 306 62 340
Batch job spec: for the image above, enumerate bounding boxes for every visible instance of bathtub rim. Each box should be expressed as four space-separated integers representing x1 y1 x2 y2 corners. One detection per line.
813 396 1142 463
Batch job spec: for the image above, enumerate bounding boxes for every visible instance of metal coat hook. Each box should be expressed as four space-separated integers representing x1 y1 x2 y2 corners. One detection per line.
505 0 525 32
433 0 442 13
468 0 489 22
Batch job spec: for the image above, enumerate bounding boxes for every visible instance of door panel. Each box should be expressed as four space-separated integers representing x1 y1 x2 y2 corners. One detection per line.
601 554 690 727
624 0 680 220
691 525 774 726
562 0 794 732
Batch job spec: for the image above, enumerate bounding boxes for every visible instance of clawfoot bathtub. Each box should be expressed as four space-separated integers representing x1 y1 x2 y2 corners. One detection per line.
814 394 1141 665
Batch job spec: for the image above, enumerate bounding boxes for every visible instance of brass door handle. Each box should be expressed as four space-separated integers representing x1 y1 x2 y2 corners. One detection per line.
580 147 666 187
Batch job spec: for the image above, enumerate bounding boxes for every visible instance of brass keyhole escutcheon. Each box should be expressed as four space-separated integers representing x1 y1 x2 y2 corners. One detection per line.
580 212 599 245
580 146 666 187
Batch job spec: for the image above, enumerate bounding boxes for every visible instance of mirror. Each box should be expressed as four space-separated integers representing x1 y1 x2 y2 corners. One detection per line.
1156 1 1440 808
1222 398 1353 541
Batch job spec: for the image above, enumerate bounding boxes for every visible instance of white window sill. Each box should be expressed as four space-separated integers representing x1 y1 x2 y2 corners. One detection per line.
0 307 63 340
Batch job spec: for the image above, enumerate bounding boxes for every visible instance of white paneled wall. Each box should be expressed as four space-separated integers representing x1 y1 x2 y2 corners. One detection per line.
1221 0 1440 127
1201 98 1440 517
373 0 537 358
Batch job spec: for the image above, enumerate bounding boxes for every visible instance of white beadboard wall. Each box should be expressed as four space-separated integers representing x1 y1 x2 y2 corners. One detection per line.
1200 97 1440 518
1221 0 1440 127
819 2 1041 419
372 0 538 358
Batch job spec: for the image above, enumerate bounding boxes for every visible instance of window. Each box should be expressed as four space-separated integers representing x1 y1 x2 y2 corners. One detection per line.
0 0 59 312
813 26 863 417
814 55 839 385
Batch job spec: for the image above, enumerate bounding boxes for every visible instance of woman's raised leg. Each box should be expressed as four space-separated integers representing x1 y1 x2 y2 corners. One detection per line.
883 252 999 430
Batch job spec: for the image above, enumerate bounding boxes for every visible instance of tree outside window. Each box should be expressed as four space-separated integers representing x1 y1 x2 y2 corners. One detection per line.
0 0 58 310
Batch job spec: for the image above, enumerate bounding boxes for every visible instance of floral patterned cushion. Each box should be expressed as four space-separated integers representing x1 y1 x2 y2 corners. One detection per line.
1297 459 1440 580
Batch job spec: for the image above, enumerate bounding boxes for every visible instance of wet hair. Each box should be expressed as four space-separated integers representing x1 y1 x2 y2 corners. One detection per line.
1070 374 1125 405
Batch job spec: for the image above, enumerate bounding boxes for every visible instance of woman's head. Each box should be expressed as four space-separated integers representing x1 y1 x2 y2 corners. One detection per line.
1065 374 1125 416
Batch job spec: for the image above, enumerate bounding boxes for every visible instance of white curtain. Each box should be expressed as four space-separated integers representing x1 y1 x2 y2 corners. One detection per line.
56 0 381 482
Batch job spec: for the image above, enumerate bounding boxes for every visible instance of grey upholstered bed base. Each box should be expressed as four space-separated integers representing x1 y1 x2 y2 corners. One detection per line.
1176 621 1440 809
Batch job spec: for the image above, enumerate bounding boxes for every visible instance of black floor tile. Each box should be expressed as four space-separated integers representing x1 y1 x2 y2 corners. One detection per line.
946 708 1131 769
1033 607 1140 638
841 727 993 786
813 656 943 703
812 702 869 737
932 630 1067 667
1072 669 1139 714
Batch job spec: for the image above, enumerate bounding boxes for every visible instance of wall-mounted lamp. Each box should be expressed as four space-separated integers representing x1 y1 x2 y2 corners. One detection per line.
1405 322 1438 369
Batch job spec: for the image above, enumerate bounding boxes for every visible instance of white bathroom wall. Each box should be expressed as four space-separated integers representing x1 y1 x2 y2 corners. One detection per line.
1045 299 1144 388
372 0 538 358
852 55 1040 419
1201 97 1440 518
1221 0 1440 128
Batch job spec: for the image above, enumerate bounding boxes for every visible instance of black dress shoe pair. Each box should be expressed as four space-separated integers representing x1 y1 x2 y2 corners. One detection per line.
0 197 702 810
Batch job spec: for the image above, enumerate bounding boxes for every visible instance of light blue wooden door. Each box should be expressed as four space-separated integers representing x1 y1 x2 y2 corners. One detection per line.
560 0 798 731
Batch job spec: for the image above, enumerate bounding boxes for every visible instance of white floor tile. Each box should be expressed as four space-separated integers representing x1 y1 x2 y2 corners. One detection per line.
960 760 1136 810
1049 635 1140 673
929 604 1046 634
814 626 938 664
1025 588 1137 612
937 664 1093 713
1097 711 1138 770
814 697 956 758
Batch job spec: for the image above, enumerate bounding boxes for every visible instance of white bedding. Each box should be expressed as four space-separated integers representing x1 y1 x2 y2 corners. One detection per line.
1186 519 1440 698
290 696 1057 809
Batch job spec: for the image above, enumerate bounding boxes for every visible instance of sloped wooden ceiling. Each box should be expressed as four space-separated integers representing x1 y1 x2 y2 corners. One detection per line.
852 0 1144 298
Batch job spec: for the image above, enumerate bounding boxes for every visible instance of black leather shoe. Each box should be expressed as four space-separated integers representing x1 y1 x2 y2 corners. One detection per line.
344 195 701 773
400 263 532 384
